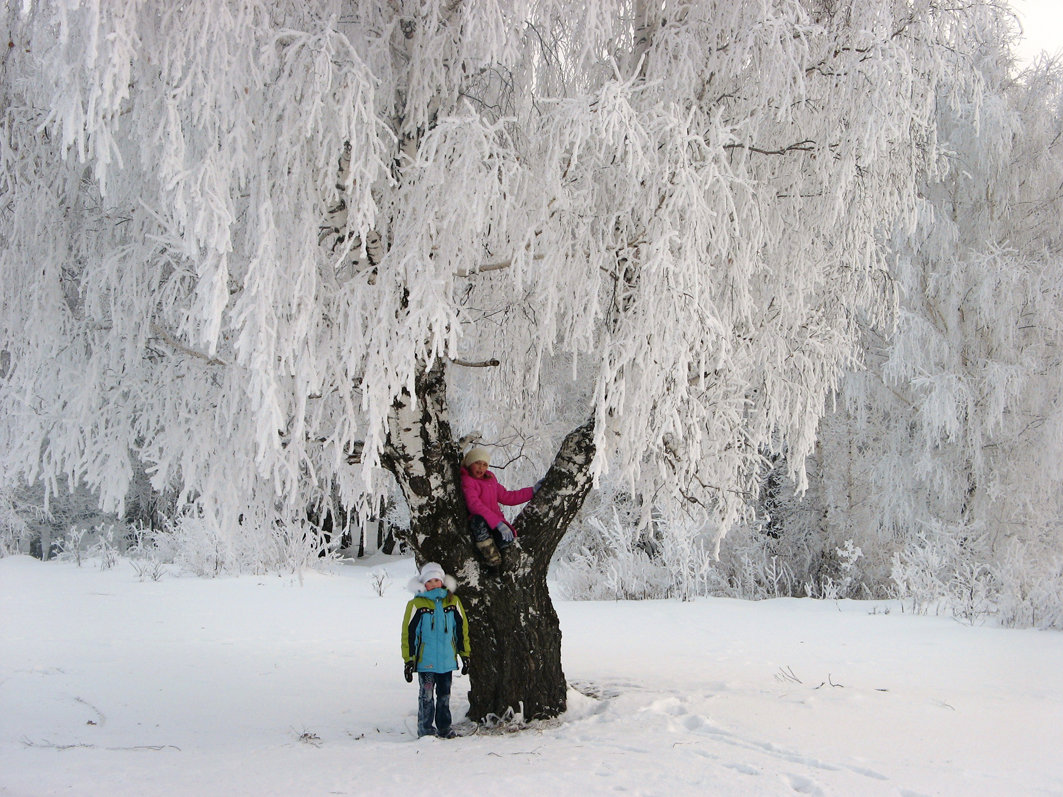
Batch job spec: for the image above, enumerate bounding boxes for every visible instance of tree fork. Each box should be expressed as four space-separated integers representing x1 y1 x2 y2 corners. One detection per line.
381 357 597 721
463 417 597 721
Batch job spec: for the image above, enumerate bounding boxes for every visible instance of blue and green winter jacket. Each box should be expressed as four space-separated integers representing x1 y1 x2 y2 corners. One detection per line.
401 586 471 673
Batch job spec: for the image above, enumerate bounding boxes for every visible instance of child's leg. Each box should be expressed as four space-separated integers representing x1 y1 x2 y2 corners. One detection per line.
417 672 437 737
469 515 501 566
469 514 491 543
434 671 453 736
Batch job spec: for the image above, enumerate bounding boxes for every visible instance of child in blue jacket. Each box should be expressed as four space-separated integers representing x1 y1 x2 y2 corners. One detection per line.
401 562 471 738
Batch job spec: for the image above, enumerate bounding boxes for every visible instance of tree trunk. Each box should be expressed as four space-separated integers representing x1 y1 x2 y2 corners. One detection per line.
379 358 469 569
381 357 596 722
462 417 596 721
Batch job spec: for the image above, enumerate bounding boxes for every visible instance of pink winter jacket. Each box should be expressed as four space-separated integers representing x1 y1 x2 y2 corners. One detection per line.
460 467 534 534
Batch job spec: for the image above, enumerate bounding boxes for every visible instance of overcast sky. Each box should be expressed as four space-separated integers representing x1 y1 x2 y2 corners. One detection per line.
1012 0 1063 65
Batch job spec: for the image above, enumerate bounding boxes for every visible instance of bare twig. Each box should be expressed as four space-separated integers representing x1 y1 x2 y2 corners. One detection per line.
74 696 105 726
775 665 802 684
487 747 543 756
723 139 815 156
22 739 181 752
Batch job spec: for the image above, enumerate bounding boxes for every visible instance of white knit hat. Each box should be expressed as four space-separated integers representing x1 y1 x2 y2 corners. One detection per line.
407 562 457 594
462 447 491 467
417 562 446 585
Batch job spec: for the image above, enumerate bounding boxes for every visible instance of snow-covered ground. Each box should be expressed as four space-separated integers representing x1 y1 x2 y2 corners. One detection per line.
2 554 1061 796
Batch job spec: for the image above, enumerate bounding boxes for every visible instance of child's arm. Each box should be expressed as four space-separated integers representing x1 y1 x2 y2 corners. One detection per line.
400 600 419 662
496 483 534 507
454 597 472 659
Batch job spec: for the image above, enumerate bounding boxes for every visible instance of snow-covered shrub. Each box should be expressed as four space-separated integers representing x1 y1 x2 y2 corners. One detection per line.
146 511 336 577
803 540 866 600
55 527 88 566
148 516 222 577
88 526 121 570
888 528 1063 628
727 450 890 600
994 540 1063 630
949 558 997 626
556 495 874 603
154 513 268 577
553 509 673 601
129 556 167 582
714 532 799 600
0 488 33 556
51 521 126 570
123 527 167 581
656 520 723 602
369 567 391 597
890 529 962 615
554 503 735 602
272 520 339 574
0 477 125 561
889 528 995 623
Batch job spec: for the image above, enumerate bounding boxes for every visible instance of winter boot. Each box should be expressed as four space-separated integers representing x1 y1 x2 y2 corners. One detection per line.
475 536 502 567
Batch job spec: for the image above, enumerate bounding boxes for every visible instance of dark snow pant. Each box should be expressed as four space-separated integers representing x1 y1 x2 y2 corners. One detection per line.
417 671 452 737
469 514 512 548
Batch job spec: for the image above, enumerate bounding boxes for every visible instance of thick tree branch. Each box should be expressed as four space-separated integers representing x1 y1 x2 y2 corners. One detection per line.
515 417 597 567
455 255 543 277
149 324 228 366
450 357 500 368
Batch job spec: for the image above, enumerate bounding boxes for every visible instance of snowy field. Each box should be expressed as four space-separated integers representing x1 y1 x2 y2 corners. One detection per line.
2 554 1062 797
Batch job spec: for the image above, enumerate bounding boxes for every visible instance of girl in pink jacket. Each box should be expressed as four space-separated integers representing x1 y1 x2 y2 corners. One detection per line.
460 447 538 567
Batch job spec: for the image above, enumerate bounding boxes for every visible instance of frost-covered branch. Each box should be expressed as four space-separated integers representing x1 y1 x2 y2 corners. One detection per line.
149 324 228 367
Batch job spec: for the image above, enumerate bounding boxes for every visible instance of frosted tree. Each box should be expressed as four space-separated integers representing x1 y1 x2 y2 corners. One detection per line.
0 0 986 718
787 37 1063 611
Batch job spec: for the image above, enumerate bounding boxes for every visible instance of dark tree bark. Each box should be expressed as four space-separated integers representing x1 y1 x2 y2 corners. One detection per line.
462 417 596 720
381 357 596 722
